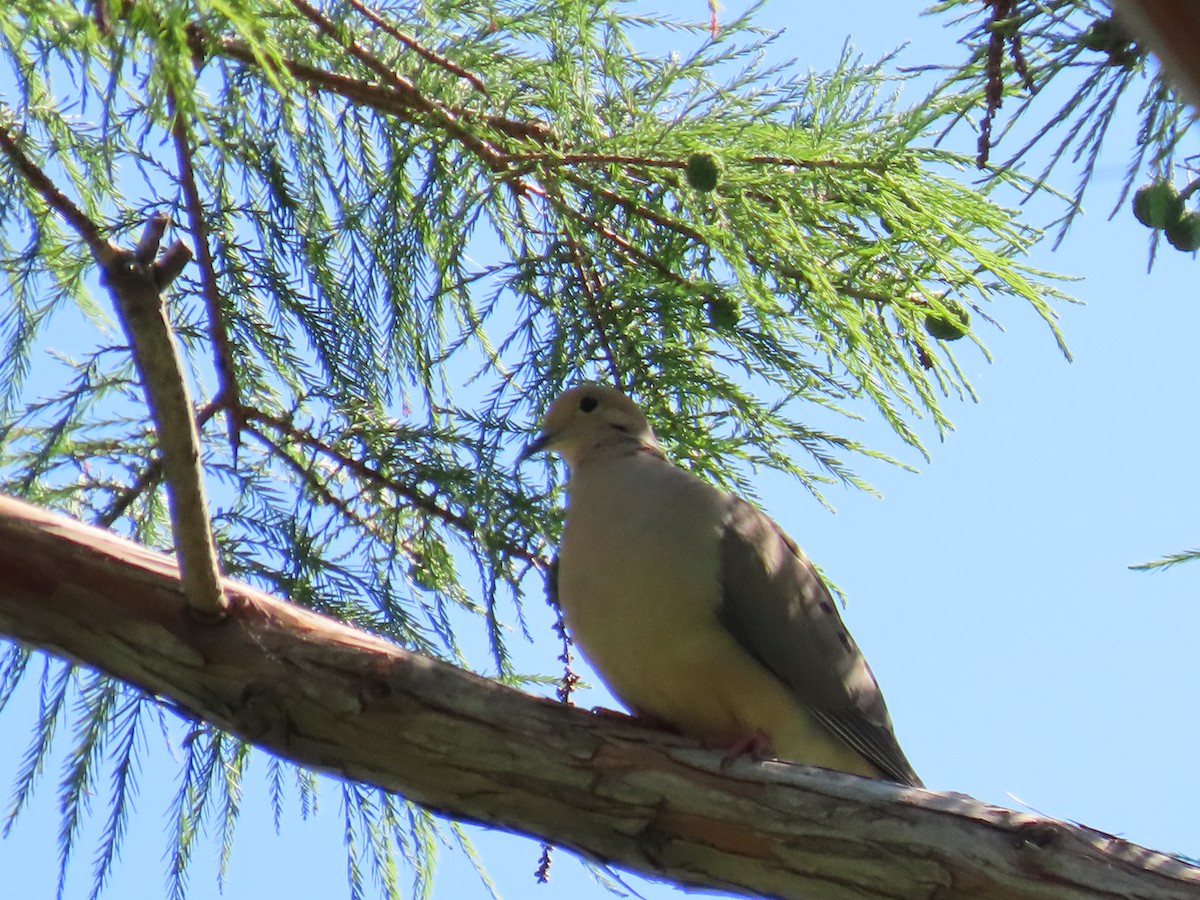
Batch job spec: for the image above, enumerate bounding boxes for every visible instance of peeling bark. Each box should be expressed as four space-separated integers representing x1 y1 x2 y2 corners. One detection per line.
0 494 1196 899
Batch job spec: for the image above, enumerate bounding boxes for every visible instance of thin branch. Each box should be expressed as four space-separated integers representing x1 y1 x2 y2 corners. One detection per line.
0 121 108 256
741 154 891 171
562 172 706 244
239 406 544 566
181 16 710 270
0 118 226 618
168 91 243 449
512 152 888 171
555 203 626 389
95 458 162 529
241 423 424 565
537 186 692 288
289 0 422 95
96 400 225 529
344 0 489 97
195 28 508 171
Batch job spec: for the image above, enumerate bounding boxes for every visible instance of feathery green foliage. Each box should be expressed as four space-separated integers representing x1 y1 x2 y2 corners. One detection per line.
0 0 1073 896
1130 547 1200 572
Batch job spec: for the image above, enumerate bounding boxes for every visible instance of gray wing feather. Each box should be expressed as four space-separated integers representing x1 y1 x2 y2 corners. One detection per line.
716 498 922 787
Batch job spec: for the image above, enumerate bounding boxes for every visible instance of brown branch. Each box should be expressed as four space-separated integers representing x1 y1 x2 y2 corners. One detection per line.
0 493 1197 899
103 215 226 619
741 154 889 171
562 172 706 244
514 152 886 172
344 0 489 97
0 121 108 256
544 180 626 389
290 0 419 94
241 422 425 564
168 92 242 449
537 186 692 288
0 117 225 617
96 456 163 528
239 406 544 566
184 15 554 180
198 30 508 170
511 152 682 170
179 17 712 277
96 400 224 529
0 118 226 616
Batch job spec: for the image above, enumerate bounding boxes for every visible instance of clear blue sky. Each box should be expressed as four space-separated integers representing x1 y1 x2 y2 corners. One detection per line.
2 2 1198 898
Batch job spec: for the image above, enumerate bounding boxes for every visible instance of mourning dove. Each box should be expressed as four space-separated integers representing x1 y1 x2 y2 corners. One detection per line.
521 384 921 786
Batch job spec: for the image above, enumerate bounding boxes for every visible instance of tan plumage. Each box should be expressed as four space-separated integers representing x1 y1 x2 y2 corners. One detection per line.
522 384 921 786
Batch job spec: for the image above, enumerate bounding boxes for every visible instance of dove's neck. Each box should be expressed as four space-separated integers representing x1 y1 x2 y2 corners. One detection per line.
565 432 664 469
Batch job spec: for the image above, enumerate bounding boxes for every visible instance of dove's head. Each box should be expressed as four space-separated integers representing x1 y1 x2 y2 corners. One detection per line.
519 384 660 469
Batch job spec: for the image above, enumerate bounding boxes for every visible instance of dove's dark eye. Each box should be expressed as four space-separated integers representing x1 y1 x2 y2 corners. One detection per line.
579 396 598 413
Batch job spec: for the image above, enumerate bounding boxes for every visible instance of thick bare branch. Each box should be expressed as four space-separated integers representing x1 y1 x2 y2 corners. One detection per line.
0 119 226 617
0 494 1195 900
103 217 226 619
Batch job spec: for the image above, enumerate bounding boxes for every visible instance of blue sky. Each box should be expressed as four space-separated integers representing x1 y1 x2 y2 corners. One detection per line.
2 2 1198 898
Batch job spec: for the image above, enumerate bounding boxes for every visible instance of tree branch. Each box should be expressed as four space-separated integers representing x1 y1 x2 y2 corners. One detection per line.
0 119 226 619
0 122 107 256
168 92 243 450
238 405 545 566
0 494 1195 900
344 0 489 97
101 217 227 620
195 26 507 170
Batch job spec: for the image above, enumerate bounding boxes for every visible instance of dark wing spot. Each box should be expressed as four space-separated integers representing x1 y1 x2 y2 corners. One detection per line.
579 395 599 413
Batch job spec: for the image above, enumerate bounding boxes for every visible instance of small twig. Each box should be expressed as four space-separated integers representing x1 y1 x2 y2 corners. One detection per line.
742 154 889 171
240 406 545 566
96 458 163 528
290 0 417 95
168 90 243 452
512 151 885 172
509 151 675 170
104 214 227 620
563 172 705 245
536 186 689 287
0 122 107 255
345 0 489 97
242 424 422 559
96 400 224 529
212 18 506 171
